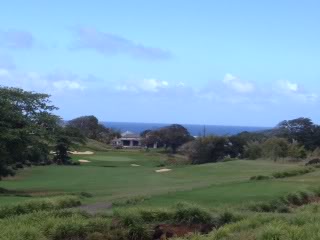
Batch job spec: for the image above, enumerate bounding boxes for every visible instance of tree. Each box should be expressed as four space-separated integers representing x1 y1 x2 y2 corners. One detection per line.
141 130 163 148
275 118 318 150
244 141 263 160
53 126 86 165
227 136 247 158
181 136 230 164
287 141 307 160
157 124 193 153
68 115 120 143
0 86 59 178
262 137 288 161
68 115 100 139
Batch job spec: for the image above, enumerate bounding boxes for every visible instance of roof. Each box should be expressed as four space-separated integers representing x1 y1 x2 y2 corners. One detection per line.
120 131 141 139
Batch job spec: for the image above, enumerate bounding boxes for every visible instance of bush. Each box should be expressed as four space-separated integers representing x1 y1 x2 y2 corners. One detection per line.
272 168 314 179
216 211 240 227
250 175 271 181
15 162 24 169
222 157 236 162
113 196 150 207
173 202 212 225
127 224 150 240
79 192 93 198
0 196 81 218
139 209 173 222
244 141 263 160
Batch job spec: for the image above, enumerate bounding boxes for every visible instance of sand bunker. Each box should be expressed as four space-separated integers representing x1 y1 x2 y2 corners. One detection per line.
131 164 140 167
155 168 172 173
69 151 94 155
78 160 91 163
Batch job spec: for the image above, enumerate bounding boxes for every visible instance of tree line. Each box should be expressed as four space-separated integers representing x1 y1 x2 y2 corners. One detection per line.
1 85 320 179
142 117 320 164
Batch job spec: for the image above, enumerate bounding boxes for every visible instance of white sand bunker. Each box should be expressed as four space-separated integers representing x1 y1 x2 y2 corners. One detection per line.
131 164 140 167
155 168 172 173
69 151 94 155
78 159 91 163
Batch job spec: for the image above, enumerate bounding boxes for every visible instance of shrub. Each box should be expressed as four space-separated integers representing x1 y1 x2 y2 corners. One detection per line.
222 157 236 162
0 196 81 218
250 175 271 181
173 202 212 225
259 224 284 240
272 168 314 179
15 162 24 169
127 224 150 240
216 211 240 226
305 158 320 166
244 141 263 160
113 196 150 207
114 210 143 227
139 208 173 222
79 192 93 198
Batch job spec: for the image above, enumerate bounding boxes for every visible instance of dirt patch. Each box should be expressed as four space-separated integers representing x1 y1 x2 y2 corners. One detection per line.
155 168 172 173
78 159 91 163
69 151 94 155
153 224 215 239
131 164 140 167
74 202 112 214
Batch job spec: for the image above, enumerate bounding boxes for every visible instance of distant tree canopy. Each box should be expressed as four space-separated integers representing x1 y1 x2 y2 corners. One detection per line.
274 117 320 150
68 115 120 144
142 124 193 153
178 117 319 164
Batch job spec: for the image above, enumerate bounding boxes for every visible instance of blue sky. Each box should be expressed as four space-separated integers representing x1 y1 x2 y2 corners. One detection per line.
0 0 319 126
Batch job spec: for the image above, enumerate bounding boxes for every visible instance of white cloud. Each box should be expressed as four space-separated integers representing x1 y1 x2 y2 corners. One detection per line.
278 80 299 93
276 80 318 103
0 68 11 78
223 73 255 93
140 78 168 92
116 78 169 93
53 80 85 90
0 68 86 93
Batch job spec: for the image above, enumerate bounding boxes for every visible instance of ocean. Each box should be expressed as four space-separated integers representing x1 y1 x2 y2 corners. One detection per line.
102 122 269 136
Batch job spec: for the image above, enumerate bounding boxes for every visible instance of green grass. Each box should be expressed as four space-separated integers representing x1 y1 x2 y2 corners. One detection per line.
0 150 319 209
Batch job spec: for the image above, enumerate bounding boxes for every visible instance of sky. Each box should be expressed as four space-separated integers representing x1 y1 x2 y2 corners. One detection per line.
0 0 320 127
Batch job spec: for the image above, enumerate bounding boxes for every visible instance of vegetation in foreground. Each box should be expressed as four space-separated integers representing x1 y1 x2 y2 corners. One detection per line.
2 190 320 240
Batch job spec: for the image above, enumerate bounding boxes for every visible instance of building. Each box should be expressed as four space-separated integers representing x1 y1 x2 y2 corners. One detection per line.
112 131 142 148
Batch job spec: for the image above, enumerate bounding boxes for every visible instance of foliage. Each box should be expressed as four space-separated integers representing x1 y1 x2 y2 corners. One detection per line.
244 141 263 160
0 86 60 178
261 137 289 161
250 175 271 181
68 115 120 144
271 167 314 178
113 196 150 207
173 202 213 225
0 196 81 218
180 136 231 164
143 124 193 153
274 117 320 150
53 126 86 165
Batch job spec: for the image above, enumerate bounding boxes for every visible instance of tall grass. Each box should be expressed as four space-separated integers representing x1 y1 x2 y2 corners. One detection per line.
0 196 81 218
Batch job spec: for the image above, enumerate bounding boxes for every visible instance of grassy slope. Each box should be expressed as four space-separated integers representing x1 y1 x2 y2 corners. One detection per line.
0 150 318 208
